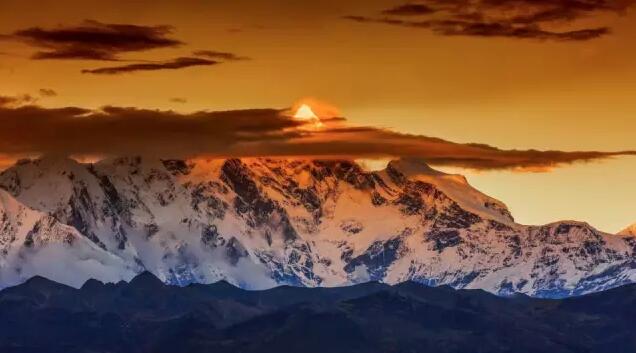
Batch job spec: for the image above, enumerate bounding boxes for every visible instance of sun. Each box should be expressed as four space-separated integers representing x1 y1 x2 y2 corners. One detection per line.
294 104 318 121
293 103 324 129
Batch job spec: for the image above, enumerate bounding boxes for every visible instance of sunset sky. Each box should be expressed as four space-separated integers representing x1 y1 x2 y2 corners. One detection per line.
1 0 635 232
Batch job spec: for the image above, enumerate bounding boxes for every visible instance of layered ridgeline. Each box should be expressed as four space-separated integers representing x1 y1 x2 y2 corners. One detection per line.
1 272 635 353
0 156 635 297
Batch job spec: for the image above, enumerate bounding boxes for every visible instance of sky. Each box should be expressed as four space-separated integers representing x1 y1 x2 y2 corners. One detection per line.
0 0 635 232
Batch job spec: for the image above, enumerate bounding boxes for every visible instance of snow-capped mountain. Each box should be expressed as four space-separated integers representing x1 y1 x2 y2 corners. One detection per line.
0 156 634 297
0 188 137 288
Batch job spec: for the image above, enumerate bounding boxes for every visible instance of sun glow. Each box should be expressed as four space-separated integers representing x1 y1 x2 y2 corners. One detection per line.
293 103 324 129
294 104 318 120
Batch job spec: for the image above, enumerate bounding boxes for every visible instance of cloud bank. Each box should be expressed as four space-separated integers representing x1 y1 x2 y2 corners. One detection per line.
0 96 633 171
346 0 635 41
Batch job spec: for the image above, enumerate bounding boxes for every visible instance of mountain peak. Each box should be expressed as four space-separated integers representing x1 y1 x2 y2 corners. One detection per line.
383 157 513 223
21 275 72 292
80 278 105 291
27 155 88 172
128 271 165 288
387 157 446 177
24 275 55 286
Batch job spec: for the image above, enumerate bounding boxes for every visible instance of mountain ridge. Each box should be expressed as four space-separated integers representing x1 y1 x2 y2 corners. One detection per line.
0 156 634 297
0 272 635 353
620 223 636 236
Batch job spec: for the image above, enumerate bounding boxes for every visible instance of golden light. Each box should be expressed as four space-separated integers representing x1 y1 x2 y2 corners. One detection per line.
294 104 318 120
293 103 324 129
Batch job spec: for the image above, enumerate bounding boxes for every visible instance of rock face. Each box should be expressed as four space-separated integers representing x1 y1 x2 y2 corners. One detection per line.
0 156 634 297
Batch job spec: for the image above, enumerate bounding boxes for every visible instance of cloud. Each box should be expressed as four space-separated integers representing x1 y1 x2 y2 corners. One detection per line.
0 103 302 157
193 50 250 61
237 128 635 170
81 57 218 75
171 97 187 104
3 21 249 74
349 265 371 284
38 88 57 97
81 49 250 75
382 4 436 16
345 0 635 41
0 100 633 171
6 20 182 60
0 94 37 107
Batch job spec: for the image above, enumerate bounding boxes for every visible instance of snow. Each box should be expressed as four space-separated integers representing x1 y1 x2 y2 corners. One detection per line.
0 156 634 297
0 189 137 288
385 158 513 224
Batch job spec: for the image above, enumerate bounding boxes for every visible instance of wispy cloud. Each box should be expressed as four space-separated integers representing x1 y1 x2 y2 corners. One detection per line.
170 97 187 104
345 0 635 41
2 21 250 75
81 57 218 75
193 50 250 61
38 88 57 97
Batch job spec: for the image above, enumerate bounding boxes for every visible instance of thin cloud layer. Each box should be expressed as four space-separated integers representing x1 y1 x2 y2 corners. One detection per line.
38 88 57 97
7 20 182 60
346 0 635 41
193 50 250 61
0 99 633 171
81 57 218 75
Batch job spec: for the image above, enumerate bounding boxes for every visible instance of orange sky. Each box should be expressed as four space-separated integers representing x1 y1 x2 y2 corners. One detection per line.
0 0 635 232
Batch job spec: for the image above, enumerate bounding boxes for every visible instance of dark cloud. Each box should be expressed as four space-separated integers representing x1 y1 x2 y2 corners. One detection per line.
38 88 57 97
170 97 187 104
346 0 635 41
81 57 218 75
0 94 37 107
0 103 303 158
250 129 635 170
3 21 249 74
382 4 436 16
193 50 250 61
6 20 182 60
0 96 17 106
0 101 633 171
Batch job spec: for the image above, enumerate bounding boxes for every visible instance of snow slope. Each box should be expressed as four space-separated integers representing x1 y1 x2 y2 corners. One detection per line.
0 188 137 287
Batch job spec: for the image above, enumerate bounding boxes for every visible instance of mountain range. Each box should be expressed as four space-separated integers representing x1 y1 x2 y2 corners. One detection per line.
0 156 635 297
0 272 635 353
